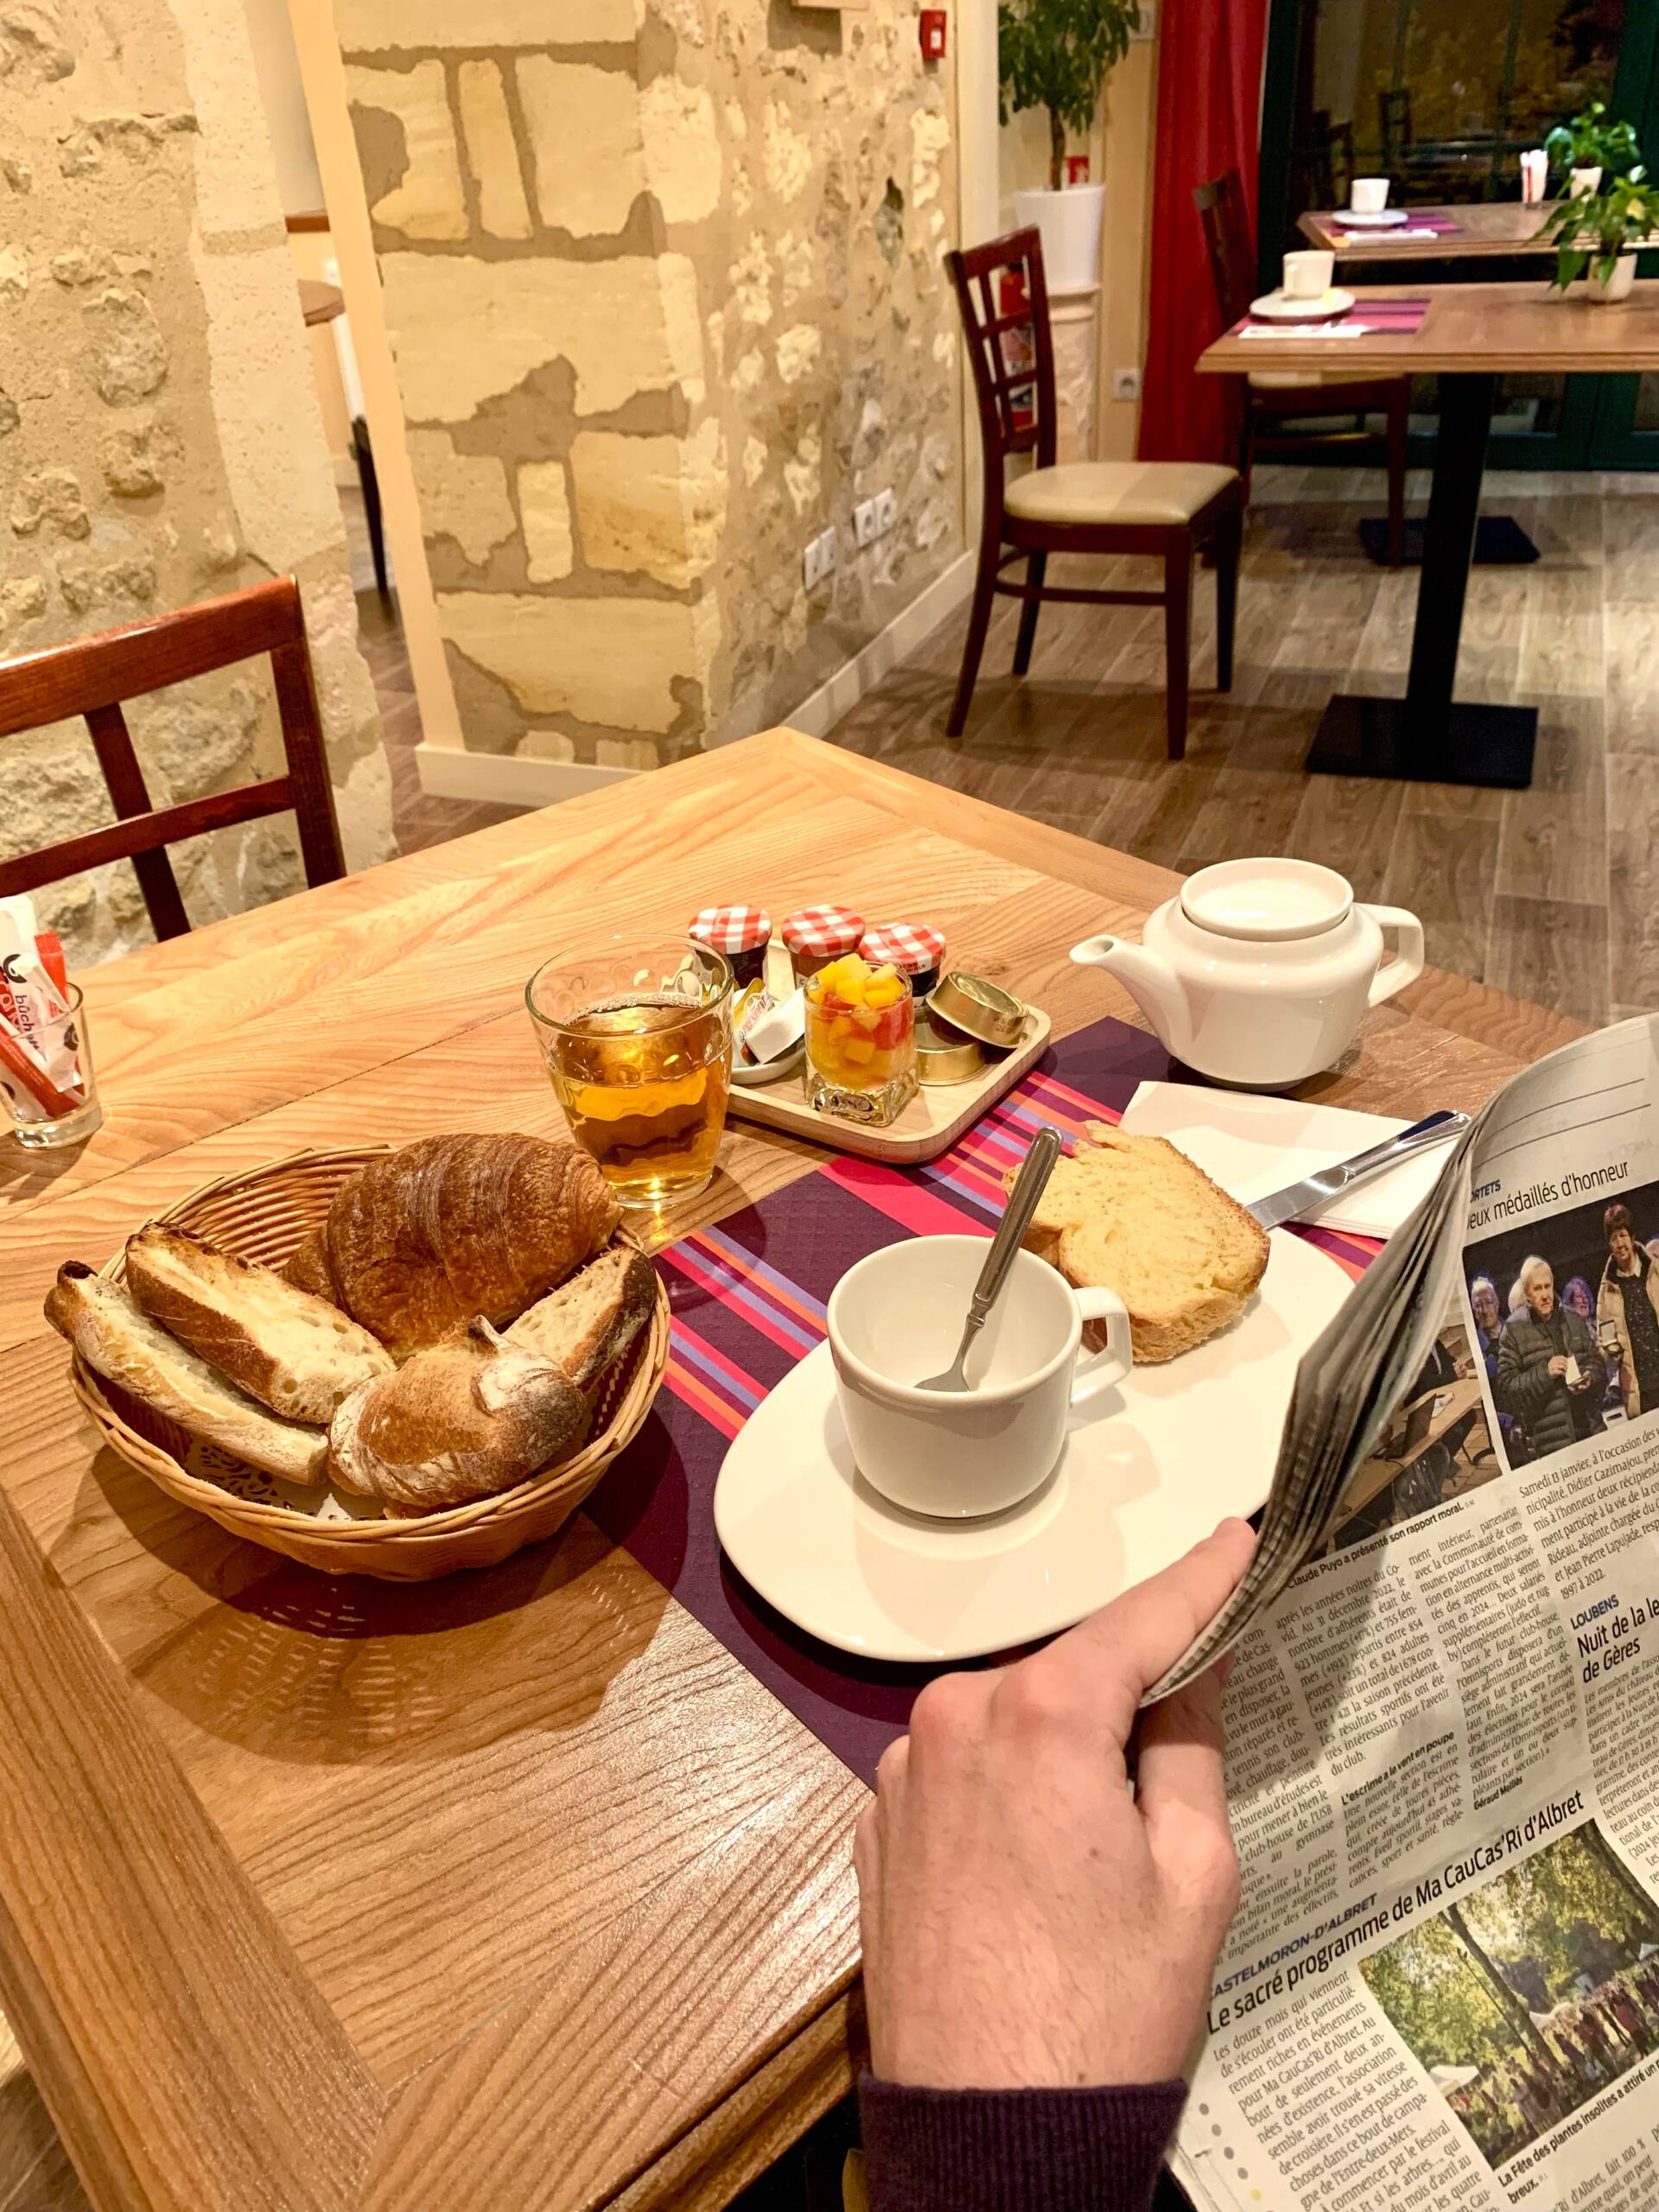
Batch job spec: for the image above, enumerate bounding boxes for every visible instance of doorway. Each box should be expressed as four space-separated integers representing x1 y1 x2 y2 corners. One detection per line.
1257 0 1659 470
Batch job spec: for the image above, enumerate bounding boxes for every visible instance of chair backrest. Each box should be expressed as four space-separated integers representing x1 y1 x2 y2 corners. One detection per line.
944 227 1058 498
0 575 344 942
1194 170 1256 328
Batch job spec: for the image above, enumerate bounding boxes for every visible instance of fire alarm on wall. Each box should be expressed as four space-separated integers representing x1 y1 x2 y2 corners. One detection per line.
920 8 947 59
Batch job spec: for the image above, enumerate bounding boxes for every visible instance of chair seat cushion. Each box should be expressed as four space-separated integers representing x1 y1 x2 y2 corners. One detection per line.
1004 461 1237 527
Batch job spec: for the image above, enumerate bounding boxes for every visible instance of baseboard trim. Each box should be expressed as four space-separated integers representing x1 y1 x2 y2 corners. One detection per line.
722 550 975 744
413 744 636 806
412 554 974 803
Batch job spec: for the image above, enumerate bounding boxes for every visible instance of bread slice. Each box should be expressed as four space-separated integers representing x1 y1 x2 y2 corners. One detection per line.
124 1224 394 1423
46 1263 330 1486
505 1243 657 1386
1017 1122 1269 1363
328 1320 588 1515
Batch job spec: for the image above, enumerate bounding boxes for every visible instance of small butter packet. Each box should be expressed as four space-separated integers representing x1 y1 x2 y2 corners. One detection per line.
741 987 805 1066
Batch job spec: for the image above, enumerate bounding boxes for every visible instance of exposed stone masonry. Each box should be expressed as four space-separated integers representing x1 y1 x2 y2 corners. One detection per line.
337 0 960 768
0 0 392 964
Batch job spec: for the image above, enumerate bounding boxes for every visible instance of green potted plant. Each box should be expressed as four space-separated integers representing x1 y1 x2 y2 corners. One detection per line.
1543 101 1643 197
999 0 1137 290
1537 168 1659 302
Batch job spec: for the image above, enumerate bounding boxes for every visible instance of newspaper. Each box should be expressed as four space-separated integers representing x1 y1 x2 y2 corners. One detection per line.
1160 1016 1659 2212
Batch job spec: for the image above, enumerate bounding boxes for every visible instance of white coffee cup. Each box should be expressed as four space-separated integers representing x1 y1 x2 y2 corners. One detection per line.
1351 176 1390 213
1282 248 1335 300
825 1236 1132 1519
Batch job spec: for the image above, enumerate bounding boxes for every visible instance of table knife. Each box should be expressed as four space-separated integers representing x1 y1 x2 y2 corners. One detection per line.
1247 1109 1470 1232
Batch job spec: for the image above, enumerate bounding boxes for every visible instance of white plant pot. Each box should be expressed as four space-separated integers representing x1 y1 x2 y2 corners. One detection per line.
1590 251 1638 302
1570 166 1604 197
1014 183 1106 293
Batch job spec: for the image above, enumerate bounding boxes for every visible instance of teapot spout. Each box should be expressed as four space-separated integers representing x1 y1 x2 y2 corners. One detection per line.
1070 933 1192 1059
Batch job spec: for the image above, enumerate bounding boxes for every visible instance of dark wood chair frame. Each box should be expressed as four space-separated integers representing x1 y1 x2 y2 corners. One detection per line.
944 228 1243 762
0 576 346 943
1194 169 1407 567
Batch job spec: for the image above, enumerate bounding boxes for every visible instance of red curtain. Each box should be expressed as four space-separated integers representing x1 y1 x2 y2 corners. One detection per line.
1138 0 1271 463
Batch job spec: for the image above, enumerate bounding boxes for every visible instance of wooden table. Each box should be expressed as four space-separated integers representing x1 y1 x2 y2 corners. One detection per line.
1299 203 1554 261
1202 279 1659 791
1337 1376 1484 1524
0 730 1581 2212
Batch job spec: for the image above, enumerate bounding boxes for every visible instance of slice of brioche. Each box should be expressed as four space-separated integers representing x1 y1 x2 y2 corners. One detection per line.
505 1243 657 1387
124 1224 394 1423
1017 1122 1269 1364
46 1263 330 1486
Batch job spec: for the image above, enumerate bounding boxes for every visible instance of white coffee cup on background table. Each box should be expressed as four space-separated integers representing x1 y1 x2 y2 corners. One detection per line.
825 1236 1133 1519
1350 176 1390 213
1282 248 1336 300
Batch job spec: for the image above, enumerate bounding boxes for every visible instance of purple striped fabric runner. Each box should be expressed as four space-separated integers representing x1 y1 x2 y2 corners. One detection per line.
1234 296 1432 336
586 1014 1381 1785
1338 210 1461 235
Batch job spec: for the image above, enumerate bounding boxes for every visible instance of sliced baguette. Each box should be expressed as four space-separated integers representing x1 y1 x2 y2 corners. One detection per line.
1016 1122 1269 1363
504 1243 657 1385
46 1263 331 1486
124 1224 394 1423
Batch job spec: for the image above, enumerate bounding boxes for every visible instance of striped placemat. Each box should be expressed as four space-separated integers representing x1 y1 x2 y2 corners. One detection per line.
1330 210 1462 241
1233 295 1432 339
586 1014 1381 1785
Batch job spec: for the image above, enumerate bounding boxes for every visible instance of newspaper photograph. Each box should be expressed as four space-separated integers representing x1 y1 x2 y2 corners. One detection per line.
1167 1017 1659 2212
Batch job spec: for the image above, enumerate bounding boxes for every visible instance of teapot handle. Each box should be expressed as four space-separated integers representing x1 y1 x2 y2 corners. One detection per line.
1360 906 1426 1007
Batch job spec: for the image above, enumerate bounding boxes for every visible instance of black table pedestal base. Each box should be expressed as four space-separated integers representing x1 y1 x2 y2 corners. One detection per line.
1357 515 1540 569
1306 695 1538 789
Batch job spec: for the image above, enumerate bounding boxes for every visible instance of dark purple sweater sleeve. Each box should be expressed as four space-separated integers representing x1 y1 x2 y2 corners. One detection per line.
858 2075 1188 2211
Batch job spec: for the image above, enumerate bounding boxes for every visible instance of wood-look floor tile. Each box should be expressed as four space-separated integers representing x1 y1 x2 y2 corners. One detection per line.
1601 497 1659 596
1382 809 1498 982
1604 604 1659 753
1284 772 1405 902
1608 753 1659 1007
1487 894 1610 1025
1494 694 1608 907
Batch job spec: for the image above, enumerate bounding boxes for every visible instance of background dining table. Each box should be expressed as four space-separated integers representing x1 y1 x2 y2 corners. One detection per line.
1298 202 1558 262
1201 278 1659 791
0 729 1584 2212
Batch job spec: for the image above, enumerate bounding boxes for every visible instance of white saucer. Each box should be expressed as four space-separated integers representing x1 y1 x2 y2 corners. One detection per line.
713 1230 1348 1662
1338 207 1408 228
1250 287 1357 322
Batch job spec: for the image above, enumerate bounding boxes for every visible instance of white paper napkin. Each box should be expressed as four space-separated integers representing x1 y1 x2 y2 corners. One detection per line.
1332 226 1445 244
1117 1083 1447 1239
1241 322 1370 339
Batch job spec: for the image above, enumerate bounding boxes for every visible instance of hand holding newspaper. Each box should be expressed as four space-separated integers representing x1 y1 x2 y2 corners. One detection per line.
1157 1016 1659 2212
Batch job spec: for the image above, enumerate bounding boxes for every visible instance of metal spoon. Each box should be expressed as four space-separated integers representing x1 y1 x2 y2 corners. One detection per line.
918 1125 1064 1393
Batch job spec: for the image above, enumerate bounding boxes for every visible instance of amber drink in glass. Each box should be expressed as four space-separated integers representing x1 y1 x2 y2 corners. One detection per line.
526 939 734 1208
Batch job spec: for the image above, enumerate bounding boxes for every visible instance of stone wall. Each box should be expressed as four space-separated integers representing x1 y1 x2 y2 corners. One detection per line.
0 0 391 966
334 0 960 768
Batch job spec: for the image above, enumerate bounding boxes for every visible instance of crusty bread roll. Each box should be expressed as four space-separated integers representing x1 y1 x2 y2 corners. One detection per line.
45 1262 330 1486
284 1134 620 1357
1017 1122 1269 1363
505 1243 657 1386
328 1319 588 1516
124 1224 394 1423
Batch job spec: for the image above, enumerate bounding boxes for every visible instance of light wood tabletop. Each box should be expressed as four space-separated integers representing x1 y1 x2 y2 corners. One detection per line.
0 729 1584 2212
1199 278 1659 378
1299 202 1555 259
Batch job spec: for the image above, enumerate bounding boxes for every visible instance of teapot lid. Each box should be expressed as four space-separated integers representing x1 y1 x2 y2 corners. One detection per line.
1179 858 1353 943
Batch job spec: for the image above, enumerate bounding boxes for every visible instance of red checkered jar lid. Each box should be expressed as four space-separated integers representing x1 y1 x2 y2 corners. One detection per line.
780 905 865 957
858 923 946 975
689 904 772 954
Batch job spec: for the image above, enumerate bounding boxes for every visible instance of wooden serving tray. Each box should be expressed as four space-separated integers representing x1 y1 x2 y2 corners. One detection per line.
726 1007 1052 1163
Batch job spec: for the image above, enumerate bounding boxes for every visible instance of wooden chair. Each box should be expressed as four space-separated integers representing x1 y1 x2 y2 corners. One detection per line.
944 228 1243 761
1195 168 1408 566
0 576 345 941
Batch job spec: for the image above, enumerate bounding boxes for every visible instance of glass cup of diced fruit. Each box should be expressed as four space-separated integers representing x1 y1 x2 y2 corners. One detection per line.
804 952 918 1127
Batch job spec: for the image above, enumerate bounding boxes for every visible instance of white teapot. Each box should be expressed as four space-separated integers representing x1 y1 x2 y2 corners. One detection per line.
1071 858 1424 1090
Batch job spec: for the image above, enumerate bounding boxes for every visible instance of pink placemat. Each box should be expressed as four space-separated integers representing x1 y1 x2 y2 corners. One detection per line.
1331 210 1462 237
1230 294 1431 339
586 1015 1381 1785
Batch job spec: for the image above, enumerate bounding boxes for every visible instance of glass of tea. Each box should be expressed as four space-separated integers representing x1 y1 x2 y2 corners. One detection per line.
525 938 735 1209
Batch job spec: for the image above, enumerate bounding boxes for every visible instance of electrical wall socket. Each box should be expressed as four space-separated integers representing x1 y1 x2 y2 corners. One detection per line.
1112 367 1142 402
853 497 879 548
803 525 837 588
874 487 897 536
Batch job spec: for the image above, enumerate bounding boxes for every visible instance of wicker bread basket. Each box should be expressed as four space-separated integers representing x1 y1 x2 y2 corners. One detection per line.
67 1144 671 1580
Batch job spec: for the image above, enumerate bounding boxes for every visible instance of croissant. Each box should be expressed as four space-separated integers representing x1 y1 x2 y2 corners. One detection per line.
285 1134 620 1356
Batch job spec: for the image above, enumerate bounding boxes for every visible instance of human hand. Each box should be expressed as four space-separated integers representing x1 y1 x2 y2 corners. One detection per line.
855 1518 1255 2092
1548 1356 1569 1377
